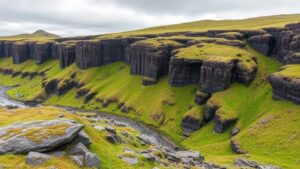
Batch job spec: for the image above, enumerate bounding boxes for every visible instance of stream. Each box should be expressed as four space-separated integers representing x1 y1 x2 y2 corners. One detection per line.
0 85 177 150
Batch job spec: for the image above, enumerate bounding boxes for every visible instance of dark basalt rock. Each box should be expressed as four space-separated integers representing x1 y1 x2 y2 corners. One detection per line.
169 58 202 86
58 42 76 68
231 139 248 154
3 41 13 57
29 42 53 64
0 41 4 57
214 114 238 133
204 102 220 122
51 43 60 59
247 34 275 56
12 42 30 64
181 115 204 135
126 43 175 82
200 60 235 93
269 74 300 104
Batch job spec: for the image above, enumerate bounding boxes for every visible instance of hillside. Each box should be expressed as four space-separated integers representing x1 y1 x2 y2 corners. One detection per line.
0 14 299 169
0 30 60 41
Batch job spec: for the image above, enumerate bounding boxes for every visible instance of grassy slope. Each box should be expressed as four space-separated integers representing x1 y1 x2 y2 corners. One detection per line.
0 30 59 41
118 14 300 35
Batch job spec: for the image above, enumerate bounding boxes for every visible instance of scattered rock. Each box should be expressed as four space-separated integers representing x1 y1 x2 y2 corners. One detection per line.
141 153 156 162
70 155 84 167
120 156 139 165
57 114 64 118
231 127 240 136
94 125 105 132
105 126 117 134
106 134 123 144
71 130 92 146
70 143 100 169
234 158 280 169
26 151 52 166
47 150 65 157
85 152 101 168
231 139 248 154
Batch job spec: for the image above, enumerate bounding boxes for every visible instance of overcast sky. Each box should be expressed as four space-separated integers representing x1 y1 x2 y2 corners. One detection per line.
0 0 299 37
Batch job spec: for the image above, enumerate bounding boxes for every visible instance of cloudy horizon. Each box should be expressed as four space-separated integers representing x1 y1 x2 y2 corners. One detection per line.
0 0 299 37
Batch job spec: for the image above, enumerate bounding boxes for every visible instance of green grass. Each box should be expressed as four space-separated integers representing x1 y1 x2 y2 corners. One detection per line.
0 30 59 41
120 14 300 35
271 64 300 79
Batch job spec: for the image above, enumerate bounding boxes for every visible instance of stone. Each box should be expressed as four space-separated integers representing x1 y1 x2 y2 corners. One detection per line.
70 143 89 156
106 134 123 144
0 119 84 154
58 42 76 68
47 150 65 157
231 139 248 154
231 127 240 136
247 34 275 56
141 153 156 162
71 130 92 146
105 126 117 134
26 151 52 166
120 156 139 165
94 126 105 132
70 155 84 167
70 143 101 169
175 151 202 161
85 152 101 168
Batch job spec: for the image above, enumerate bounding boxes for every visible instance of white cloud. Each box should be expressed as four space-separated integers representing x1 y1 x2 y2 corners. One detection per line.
0 0 299 37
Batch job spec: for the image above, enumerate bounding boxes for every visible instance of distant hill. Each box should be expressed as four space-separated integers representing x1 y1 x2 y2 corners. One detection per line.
0 30 60 41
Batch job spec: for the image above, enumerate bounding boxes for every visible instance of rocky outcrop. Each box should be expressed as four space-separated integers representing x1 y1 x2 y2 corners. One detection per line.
234 158 281 169
29 42 53 64
58 42 76 68
0 119 83 154
12 42 30 64
75 37 145 69
126 43 175 82
269 73 300 104
0 41 4 57
169 58 202 86
247 34 275 56
3 41 13 57
199 60 235 93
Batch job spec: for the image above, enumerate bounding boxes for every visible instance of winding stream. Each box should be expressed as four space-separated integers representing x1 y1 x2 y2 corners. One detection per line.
0 86 178 150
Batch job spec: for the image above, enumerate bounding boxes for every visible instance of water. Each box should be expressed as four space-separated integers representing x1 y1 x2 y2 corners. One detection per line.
0 86 27 108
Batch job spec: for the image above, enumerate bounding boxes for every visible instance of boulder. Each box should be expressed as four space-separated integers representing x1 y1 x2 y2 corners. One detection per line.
70 155 84 167
71 130 92 146
70 143 100 169
106 133 123 144
231 139 247 154
0 119 84 154
234 158 281 169
26 151 52 166
105 126 117 134
175 151 202 161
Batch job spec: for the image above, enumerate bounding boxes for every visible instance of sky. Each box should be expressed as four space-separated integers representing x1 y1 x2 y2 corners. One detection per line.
0 0 299 37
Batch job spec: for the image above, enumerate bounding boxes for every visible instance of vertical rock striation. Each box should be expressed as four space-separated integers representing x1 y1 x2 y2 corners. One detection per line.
12 42 30 64
58 42 76 68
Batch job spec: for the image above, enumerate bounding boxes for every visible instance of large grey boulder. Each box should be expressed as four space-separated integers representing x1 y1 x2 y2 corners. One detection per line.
26 151 52 166
0 119 84 154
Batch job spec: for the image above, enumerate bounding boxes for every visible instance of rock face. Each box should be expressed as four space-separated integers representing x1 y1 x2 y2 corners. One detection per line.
75 39 125 69
0 119 83 154
58 42 76 68
125 42 175 82
12 42 30 64
247 34 275 56
70 143 101 169
3 41 13 57
169 57 256 93
269 73 300 104
30 42 52 64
